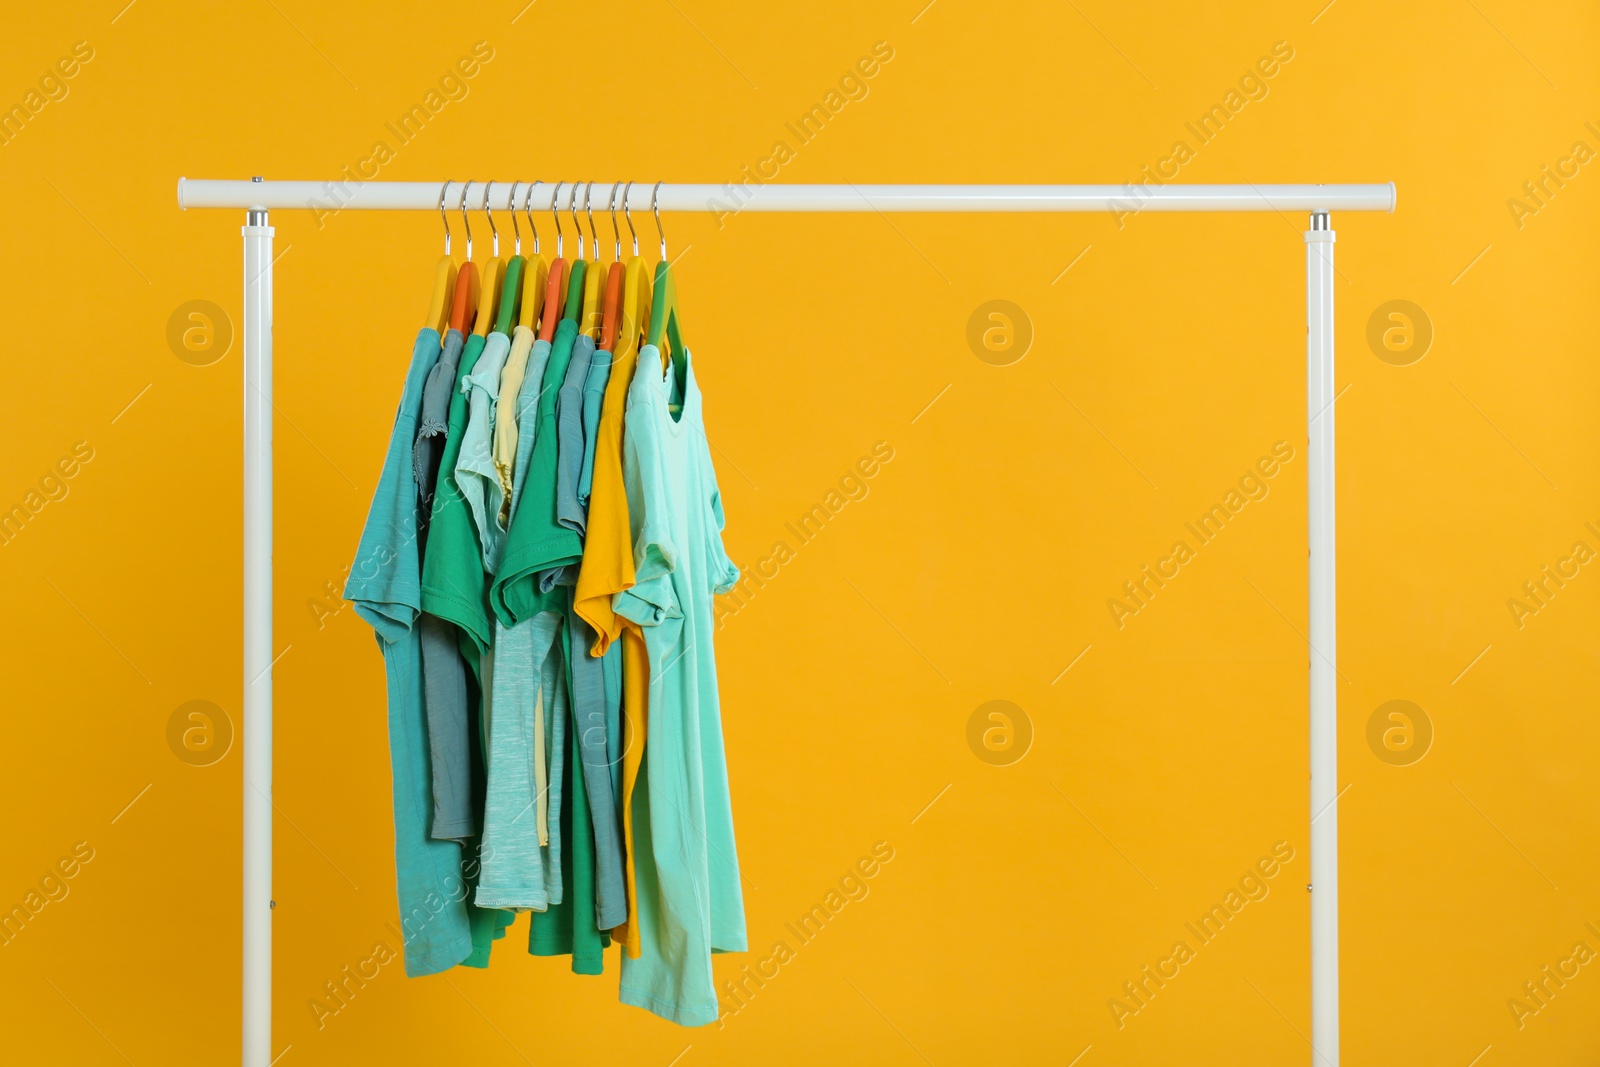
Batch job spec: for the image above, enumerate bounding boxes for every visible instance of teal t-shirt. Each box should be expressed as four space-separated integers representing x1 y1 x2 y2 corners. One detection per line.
615 347 746 1025
344 328 475 978
421 332 492 657
492 263 587 626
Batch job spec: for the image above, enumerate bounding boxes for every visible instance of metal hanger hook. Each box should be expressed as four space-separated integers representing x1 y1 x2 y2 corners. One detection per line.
584 181 601 262
608 182 623 261
651 181 666 260
438 179 454 257
621 180 638 256
569 182 585 262
459 180 475 260
524 180 542 256
482 179 500 258
507 180 523 255
549 180 565 258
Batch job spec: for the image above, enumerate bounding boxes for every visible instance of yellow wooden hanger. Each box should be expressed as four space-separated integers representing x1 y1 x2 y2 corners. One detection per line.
616 181 651 365
471 179 504 337
424 180 458 334
448 181 480 335
517 180 549 331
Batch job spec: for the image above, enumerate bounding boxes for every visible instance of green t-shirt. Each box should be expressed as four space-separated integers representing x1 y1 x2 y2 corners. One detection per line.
491 271 587 626
421 332 493 656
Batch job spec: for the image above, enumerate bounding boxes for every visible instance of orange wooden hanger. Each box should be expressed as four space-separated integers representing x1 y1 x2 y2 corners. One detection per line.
538 181 571 342
599 182 624 351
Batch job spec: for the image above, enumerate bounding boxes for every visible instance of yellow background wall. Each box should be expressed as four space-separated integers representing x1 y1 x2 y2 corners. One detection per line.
2 1 1597 1063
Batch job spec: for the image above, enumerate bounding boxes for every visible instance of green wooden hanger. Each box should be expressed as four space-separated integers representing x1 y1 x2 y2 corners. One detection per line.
493 181 527 335
645 182 686 383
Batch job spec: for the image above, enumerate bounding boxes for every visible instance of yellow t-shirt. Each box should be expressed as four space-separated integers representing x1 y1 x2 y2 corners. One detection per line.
493 325 538 522
574 255 652 955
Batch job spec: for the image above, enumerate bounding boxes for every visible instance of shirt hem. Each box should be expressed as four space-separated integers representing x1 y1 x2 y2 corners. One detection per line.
400 934 475 978
618 986 720 1028
418 586 490 653
474 887 549 911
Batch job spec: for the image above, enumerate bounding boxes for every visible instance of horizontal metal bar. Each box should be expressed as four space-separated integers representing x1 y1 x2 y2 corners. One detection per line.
178 179 1396 214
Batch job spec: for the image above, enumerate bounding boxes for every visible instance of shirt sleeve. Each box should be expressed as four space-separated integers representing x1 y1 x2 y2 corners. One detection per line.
702 433 741 596
346 415 424 645
612 408 681 627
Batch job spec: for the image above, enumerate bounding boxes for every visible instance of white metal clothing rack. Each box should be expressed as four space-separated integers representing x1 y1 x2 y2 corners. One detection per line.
176 177 1396 1067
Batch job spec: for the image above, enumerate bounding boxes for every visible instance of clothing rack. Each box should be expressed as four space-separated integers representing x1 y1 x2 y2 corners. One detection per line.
176 177 1397 1067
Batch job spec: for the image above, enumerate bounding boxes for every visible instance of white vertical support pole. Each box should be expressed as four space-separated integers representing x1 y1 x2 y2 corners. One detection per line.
242 200 274 1067
1305 212 1338 1066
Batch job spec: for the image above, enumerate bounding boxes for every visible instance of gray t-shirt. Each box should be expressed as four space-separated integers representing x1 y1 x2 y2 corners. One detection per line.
555 333 595 536
412 326 475 841
413 327 465 546
577 347 613 506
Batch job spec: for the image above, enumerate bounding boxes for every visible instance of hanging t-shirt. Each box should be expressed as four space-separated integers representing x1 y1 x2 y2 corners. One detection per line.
565 595 626 931
509 332 557 849
344 328 475 978
615 346 747 1025
544 298 627 932
456 330 513 572
491 261 587 626
476 614 565 910
413 327 465 545
527 620 611 975
410 327 476 842
421 332 494 658
578 345 613 508
477 325 571 907
574 255 651 956
556 331 596 536
493 325 537 523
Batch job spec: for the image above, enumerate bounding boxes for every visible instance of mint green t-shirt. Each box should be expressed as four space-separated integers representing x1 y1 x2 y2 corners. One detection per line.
615 347 746 1025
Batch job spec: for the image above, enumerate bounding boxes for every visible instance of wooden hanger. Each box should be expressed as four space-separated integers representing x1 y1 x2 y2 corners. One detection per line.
538 182 570 342
564 182 590 330
493 180 527 335
645 182 684 378
600 182 626 350
472 179 504 337
447 180 480 334
424 180 458 333
517 181 549 331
